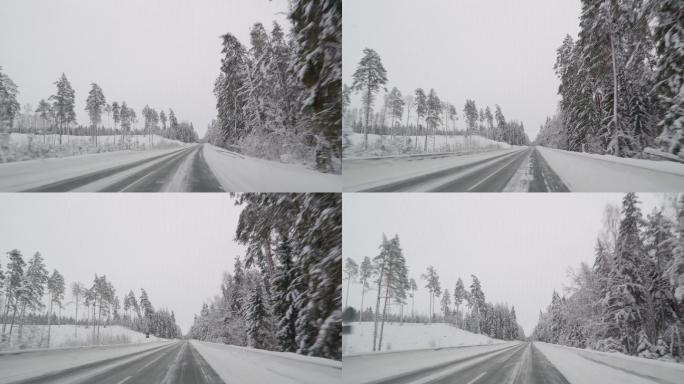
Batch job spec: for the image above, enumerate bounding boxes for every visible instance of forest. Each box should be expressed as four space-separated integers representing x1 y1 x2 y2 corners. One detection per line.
188 193 342 360
343 234 524 352
533 193 684 361
344 48 531 154
0 249 181 349
534 0 684 160
205 0 341 173
0 69 199 148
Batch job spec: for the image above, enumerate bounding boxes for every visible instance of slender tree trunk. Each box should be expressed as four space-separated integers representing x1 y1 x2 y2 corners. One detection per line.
359 288 365 322
345 277 352 309
378 263 393 352
372 265 385 352
8 301 19 338
46 292 52 348
74 296 79 337
609 31 620 157
364 84 371 150
17 303 26 340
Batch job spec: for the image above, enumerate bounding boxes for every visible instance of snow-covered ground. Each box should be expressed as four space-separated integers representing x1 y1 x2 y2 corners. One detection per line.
190 340 341 384
0 133 186 163
203 143 341 192
343 147 525 191
343 322 503 355
0 340 174 384
0 146 185 191
0 324 164 351
343 131 510 159
536 146 684 191
534 342 684 384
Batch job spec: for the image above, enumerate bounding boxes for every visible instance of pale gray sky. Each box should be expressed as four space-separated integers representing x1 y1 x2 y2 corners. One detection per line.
343 193 665 337
342 0 582 140
0 0 290 137
0 194 245 334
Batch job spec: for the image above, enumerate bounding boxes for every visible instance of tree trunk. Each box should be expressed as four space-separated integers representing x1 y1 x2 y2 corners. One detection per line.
372 265 385 352
345 277 352 308
378 262 394 352
359 288 365 322
47 292 52 348
609 31 620 157
74 295 79 337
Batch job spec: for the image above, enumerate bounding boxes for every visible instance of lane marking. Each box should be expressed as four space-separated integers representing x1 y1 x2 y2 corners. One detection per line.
115 376 132 384
137 344 178 372
466 149 530 191
466 371 487 384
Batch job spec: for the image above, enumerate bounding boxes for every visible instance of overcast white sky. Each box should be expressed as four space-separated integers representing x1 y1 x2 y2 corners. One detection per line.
343 193 666 337
0 194 245 334
0 0 289 137
343 0 582 140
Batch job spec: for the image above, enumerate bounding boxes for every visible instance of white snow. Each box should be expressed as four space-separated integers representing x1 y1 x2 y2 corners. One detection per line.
343 132 511 159
0 324 165 351
190 340 341 384
343 322 503 355
0 340 174 384
0 146 186 191
1 133 186 163
202 143 341 192
536 146 684 191
343 341 519 384
534 342 684 384
343 147 526 191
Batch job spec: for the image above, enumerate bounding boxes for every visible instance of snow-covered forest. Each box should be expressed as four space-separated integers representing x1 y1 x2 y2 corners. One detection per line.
343 48 531 157
343 234 524 353
188 193 341 360
535 0 684 160
205 0 341 173
532 193 684 362
0 68 199 162
0 249 181 350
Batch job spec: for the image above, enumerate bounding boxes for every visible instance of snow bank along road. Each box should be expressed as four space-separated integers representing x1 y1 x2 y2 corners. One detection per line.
0 340 223 384
343 341 684 384
342 147 569 192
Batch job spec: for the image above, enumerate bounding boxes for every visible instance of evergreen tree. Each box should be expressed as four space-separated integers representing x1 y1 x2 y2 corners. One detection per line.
0 66 20 132
351 48 388 149
49 73 76 144
85 83 106 144
425 89 442 151
246 278 272 349
376 235 409 351
2 249 25 338
414 88 427 148
46 269 64 347
344 257 359 308
272 236 299 352
441 288 451 319
358 256 373 322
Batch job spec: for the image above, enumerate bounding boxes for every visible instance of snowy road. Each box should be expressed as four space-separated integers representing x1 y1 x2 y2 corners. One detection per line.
0 340 225 384
0 143 341 192
343 147 568 192
343 341 684 384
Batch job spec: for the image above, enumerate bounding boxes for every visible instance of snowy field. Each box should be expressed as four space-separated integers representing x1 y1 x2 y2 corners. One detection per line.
534 342 684 384
203 143 341 192
0 324 164 351
190 340 341 384
536 146 684 191
343 322 502 355
343 131 510 159
0 133 186 163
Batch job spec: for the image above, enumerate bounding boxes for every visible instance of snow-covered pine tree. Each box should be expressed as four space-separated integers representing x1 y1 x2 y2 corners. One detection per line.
344 257 359 308
17 252 48 338
414 88 427 149
601 193 648 354
0 67 21 132
425 89 442 152
377 235 409 351
49 73 76 144
246 277 273 350
441 289 451 319
652 0 684 156
272 236 299 353
358 256 373 322
85 83 106 144
351 48 388 150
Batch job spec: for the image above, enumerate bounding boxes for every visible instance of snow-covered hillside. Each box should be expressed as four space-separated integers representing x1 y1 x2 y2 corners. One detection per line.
0 324 164 351
343 322 502 355
0 133 187 163
343 132 510 159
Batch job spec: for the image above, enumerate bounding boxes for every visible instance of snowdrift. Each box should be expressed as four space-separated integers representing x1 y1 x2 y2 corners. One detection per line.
0 324 164 351
343 322 502 355
343 132 510 159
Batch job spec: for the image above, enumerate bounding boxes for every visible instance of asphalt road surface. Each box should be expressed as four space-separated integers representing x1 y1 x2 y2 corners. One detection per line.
24 145 224 192
358 147 568 192
366 342 569 384
11 341 224 384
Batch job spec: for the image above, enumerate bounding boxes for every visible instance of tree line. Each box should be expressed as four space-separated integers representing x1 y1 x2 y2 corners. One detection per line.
0 249 181 348
188 193 341 360
206 0 341 172
0 67 199 146
532 193 684 362
345 48 530 153
534 1 683 160
343 234 524 352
